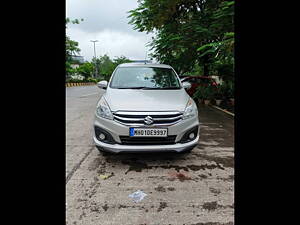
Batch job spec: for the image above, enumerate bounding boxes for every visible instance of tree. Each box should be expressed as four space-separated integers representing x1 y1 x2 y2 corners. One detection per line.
65 18 83 77
75 62 94 79
128 0 234 79
92 55 132 81
74 55 132 81
65 18 83 27
113 56 132 66
92 54 114 80
66 36 80 57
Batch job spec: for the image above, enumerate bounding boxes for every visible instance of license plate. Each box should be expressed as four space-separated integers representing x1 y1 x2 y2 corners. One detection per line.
129 128 168 137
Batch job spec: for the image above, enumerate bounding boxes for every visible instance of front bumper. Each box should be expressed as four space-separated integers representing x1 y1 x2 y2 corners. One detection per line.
93 115 199 153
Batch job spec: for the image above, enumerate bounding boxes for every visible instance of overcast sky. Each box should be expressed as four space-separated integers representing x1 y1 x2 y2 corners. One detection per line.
66 0 155 62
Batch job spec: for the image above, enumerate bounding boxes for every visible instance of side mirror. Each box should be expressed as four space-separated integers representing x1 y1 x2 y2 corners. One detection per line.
97 80 108 89
182 81 191 90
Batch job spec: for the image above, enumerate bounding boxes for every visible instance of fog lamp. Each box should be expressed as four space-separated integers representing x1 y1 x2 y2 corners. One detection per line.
189 133 195 139
99 133 106 140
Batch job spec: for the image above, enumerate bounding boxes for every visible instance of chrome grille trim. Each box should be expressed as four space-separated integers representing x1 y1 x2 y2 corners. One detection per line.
113 115 144 122
114 111 182 115
114 120 182 127
112 111 183 127
152 115 183 121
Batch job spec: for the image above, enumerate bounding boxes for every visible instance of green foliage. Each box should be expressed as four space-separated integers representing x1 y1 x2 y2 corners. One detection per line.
193 85 215 101
66 36 80 57
93 54 115 80
75 62 94 79
214 62 234 81
66 65 77 78
214 86 222 99
65 18 84 28
66 61 72 77
204 85 215 100
128 0 234 79
188 63 203 76
113 56 132 65
86 77 98 83
194 86 205 100
92 55 132 81
68 74 85 83
66 18 83 77
194 81 234 101
227 80 234 98
219 80 234 99
65 36 81 76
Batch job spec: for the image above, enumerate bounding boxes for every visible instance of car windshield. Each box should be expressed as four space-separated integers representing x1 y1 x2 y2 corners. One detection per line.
110 67 181 89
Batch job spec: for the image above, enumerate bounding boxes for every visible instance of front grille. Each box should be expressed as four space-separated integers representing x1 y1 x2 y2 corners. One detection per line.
113 111 183 126
119 136 176 145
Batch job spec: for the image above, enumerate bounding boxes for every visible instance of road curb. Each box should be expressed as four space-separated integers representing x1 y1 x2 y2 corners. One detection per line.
209 105 235 117
66 83 96 87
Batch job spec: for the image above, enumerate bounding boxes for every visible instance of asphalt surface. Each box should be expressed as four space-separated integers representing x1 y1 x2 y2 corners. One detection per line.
66 86 234 225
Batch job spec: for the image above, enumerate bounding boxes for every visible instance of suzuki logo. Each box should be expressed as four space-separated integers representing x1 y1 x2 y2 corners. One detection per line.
144 116 154 125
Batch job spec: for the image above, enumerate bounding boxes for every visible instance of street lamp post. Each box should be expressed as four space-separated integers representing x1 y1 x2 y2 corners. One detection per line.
90 40 99 78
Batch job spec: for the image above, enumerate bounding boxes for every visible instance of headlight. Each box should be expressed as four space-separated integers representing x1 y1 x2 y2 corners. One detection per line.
95 97 113 120
183 98 198 119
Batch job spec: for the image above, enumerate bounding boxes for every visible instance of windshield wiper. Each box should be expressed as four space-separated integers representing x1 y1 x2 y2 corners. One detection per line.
116 86 180 90
157 87 181 90
140 87 181 90
116 86 147 89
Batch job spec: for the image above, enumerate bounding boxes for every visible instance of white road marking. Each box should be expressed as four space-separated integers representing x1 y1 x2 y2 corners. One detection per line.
80 92 98 97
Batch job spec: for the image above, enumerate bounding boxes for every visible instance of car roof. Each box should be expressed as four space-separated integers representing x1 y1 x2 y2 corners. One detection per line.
118 63 172 69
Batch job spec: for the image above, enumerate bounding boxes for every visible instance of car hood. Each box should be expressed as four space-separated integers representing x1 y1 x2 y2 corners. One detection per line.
103 88 190 112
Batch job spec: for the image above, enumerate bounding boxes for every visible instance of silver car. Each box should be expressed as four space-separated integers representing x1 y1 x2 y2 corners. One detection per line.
93 63 199 153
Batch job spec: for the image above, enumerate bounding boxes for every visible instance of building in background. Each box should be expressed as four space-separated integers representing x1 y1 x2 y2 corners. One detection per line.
70 55 84 69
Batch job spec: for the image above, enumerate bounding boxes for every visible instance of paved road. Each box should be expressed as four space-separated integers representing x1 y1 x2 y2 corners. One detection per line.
66 86 234 225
